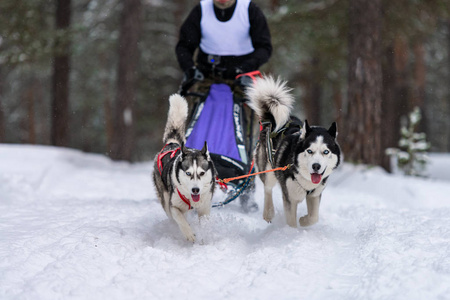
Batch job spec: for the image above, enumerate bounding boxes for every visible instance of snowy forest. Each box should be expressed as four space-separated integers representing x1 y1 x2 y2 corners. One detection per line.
1 0 450 168
2 2 450 299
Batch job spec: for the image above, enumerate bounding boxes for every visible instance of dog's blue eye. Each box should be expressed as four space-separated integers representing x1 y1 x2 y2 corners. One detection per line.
186 172 191 176
323 150 330 155
307 149 313 154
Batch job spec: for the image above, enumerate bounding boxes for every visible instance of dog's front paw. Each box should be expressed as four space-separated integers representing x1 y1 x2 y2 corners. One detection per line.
299 215 318 227
181 227 196 243
185 232 196 243
263 207 275 223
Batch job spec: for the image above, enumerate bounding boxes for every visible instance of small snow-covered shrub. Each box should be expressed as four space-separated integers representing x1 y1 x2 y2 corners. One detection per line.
386 107 430 177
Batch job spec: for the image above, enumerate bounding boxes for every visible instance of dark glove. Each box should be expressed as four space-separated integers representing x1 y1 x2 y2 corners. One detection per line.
184 66 204 83
179 67 204 96
224 67 243 80
234 75 254 90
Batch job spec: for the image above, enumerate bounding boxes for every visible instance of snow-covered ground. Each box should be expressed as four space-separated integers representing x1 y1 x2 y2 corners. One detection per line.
1 144 449 300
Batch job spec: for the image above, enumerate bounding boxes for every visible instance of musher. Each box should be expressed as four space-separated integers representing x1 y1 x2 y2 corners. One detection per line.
175 0 272 212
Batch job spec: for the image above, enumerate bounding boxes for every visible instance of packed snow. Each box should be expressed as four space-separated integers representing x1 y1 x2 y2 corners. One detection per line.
1 144 449 300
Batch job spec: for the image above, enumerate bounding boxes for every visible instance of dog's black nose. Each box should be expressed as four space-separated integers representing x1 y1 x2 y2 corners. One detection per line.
312 163 321 172
191 187 200 195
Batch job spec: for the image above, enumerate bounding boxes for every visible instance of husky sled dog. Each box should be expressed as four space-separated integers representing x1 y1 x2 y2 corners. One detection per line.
246 76 341 227
153 94 216 242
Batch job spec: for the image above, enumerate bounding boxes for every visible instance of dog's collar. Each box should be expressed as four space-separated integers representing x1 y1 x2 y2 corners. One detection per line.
177 189 192 210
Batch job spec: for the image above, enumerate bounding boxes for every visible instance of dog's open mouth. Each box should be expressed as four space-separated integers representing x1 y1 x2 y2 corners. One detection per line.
191 194 200 202
311 173 322 184
311 167 327 184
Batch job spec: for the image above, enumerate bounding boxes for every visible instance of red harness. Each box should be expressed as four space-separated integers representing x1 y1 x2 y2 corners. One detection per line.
157 144 180 175
235 70 263 82
177 188 192 210
157 144 192 209
157 144 228 210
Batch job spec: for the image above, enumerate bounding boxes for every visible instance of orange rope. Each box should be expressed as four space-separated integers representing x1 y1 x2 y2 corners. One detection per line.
219 164 292 184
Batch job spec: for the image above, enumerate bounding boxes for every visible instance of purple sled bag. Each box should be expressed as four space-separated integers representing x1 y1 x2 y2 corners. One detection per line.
185 84 241 161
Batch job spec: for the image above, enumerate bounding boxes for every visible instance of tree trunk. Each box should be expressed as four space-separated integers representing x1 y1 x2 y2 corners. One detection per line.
448 21 450 151
394 37 410 114
270 0 280 12
303 57 322 124
110 0 142 161
413 40 425 109
413 39 426 133
103 78 114 154
25 80 36 144
344 0 383 165
174 0 187 28
332 81 343 127
0 66 4 142
381 44 397 171
381 38 410 171
51 0 71 147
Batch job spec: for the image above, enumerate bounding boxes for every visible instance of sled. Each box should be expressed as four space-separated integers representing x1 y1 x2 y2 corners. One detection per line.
179 71 263 207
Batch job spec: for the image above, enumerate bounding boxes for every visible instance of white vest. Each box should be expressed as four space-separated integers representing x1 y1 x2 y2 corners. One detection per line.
200 0 254 56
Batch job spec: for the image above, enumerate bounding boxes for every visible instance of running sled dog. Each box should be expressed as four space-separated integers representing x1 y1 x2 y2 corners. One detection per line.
153 94 216 242
246 76 341 227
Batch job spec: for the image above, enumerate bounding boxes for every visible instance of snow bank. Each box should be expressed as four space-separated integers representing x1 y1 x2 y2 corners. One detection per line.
0 144 449 300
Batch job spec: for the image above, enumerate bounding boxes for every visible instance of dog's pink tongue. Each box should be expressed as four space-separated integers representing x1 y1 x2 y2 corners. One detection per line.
191 194 200 202
311 173 322 184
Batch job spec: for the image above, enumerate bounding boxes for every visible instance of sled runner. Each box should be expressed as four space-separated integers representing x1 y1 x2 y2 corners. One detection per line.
179 71 262 208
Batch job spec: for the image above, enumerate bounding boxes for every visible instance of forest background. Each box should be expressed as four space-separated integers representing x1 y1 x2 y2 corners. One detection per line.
1 0 449 171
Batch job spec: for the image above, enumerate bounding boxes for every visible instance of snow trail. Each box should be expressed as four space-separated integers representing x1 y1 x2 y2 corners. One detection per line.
1 145 449 299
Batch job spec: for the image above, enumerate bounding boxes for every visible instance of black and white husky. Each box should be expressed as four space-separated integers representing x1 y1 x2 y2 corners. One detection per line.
153 94 216 242
246 76 341 227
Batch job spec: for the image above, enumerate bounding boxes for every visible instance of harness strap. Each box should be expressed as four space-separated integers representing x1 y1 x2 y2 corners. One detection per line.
260 120 276 168
216 176 228 191
177 189 192 210
260 119 302 168
218 160 292 184
235 70 263 83
157 144 180 175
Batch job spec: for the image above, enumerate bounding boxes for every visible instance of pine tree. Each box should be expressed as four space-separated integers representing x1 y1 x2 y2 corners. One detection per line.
386 107 430 177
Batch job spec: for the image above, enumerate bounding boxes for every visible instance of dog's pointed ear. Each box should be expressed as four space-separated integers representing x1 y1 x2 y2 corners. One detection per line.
305 120 311 133
300 119 310 139
200 141 208 156
181 142 188 156
328 122 337 139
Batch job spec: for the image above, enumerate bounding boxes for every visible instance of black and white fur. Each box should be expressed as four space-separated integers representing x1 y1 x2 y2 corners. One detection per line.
153 94 216 242
246 76 341 227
